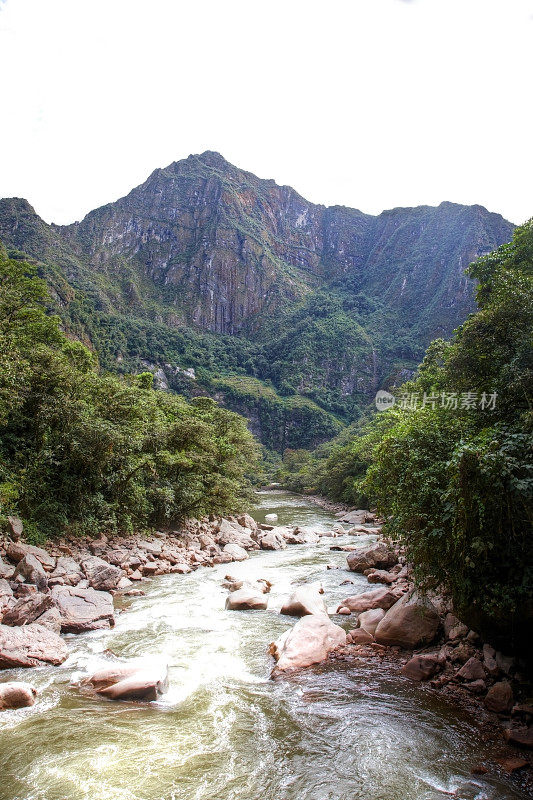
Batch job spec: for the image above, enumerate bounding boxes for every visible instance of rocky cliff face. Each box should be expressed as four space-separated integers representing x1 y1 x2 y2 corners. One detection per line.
0 152 515 449
50 151 512 338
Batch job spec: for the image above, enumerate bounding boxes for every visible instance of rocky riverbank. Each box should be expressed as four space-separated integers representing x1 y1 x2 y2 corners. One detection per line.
0 511 323 703
325 509 533 782
0 507 531 786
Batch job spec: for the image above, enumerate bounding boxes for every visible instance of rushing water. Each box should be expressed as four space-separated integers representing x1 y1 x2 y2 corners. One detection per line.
0 491 528 800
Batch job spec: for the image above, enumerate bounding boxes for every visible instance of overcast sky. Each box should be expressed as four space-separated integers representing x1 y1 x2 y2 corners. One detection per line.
1 0 531 225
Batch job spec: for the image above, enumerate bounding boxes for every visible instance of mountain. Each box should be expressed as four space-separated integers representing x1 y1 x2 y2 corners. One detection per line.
0 152 514 450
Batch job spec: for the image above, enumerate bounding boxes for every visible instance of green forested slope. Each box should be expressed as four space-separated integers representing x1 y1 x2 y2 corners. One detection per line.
282 221 533 652
0 245 258 540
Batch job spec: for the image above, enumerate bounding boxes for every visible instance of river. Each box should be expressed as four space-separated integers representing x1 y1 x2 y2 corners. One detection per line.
0 491 528 800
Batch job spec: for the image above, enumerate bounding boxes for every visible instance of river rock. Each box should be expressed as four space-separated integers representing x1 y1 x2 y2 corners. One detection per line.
49 556 84 586
270 614 346 674
366 569 396 585
222 543 248 561
456 657 485 682
339 510 373 525
216 520 257 550
34 606 62 634
0 579 14 615
346 542 397 573
259 530 287 551
1 593 53 627
0 623 68 668
87 660 169 701
13 553 48 592
357 608 386 636
82 556 122 591
348 629 374 644
51 585 115 632
443 612 469 641
0 557 14 580
374 592 440 648
284 527 320 545
280 583 327 617
0 681 37 709
225 585 268 611
402 653 442 681
504 724 533 749
6 542 55 571
337 587 398 613
484 681 513 714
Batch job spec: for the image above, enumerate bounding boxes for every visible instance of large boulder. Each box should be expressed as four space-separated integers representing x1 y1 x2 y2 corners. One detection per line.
259 530 287 551
49 556 84 587
51 586 115 632
13 553 48 592
337 586 398 613
6 542 55 571
357 608 386 636
0 623 68 668
0 681 37 709
374 592 440 648
81 556 122 591
270 614 346 674
280 583 327 617
86 660 169 701
1 593 53 627
225 585 268 611
346 542 397 573
216 520 257 550
222 543 248 562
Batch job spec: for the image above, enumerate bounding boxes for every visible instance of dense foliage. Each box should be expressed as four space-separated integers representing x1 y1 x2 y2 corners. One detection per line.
281 222 533 651
0 246 258 540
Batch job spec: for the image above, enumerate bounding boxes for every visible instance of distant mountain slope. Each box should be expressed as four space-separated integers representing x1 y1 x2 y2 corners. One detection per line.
0 152 514 449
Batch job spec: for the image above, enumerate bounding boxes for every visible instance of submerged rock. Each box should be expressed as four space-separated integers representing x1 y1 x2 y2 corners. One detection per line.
270 614 346 674
225 585 268 611
86 660 169 701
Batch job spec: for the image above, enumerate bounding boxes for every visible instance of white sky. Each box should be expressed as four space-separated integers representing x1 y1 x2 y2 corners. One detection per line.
1 0 532 225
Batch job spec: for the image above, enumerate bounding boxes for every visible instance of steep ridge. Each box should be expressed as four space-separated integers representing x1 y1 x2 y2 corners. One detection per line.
0 152 515 449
